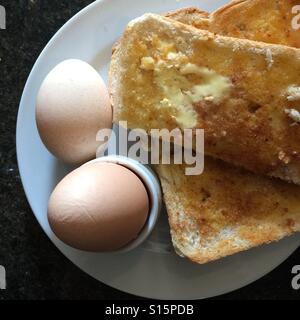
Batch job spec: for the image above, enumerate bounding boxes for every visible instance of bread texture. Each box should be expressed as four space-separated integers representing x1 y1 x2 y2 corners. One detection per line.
110 13 300 184
210 0 300 48
112 1 299 54
112 7 209 55
165 7 210 30
109 6 300 264
156 160 300 263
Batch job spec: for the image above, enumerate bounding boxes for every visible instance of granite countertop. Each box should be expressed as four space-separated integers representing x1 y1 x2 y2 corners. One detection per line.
0 0 299 300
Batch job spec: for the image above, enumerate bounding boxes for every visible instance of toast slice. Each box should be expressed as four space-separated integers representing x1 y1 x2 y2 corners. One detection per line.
155 160 300 263
110 7 300 264
210 0 300 48
155 4 300 264
166 1 300 48
160 5 300 263
110 13 300 184
112 1 299 54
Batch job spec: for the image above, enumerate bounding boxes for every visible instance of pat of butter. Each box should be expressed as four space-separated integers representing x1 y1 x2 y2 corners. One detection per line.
180 63 232 102
287 86 300 101
176 109 199 129
140 57 155 70
157 41 175 56
285 108 300 123
154 60 198 129
166 52 188 64
139 51 232 129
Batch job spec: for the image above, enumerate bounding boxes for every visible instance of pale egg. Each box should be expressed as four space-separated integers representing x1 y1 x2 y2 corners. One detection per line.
48 162 149 252
36 59 112 165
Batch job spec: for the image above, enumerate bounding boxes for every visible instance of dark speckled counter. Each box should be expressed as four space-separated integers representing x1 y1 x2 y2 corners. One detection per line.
0 0 299 300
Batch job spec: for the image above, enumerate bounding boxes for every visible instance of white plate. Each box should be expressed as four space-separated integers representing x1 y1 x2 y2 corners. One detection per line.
16 0 300 300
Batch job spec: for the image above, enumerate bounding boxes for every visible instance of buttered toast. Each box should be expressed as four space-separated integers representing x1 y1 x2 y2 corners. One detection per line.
110 13 300 184
110 5 300 264
151 4 300 263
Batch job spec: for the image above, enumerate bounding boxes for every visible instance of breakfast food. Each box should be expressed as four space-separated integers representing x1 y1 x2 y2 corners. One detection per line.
48 161 149 252
110 13 300 184
111 8 210 55
35 0 300 262
167 1 300 48
154 3 300 263
109 4 300 263
165 7 210 30
210 0 300 48
156 161 300 263
36 59 112 165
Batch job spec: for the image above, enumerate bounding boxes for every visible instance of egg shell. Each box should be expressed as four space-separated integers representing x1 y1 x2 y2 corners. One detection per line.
48 162 149 252
36 59 112 165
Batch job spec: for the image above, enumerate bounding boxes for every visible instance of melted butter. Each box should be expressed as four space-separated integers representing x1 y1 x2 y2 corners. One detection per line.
181 63 232 103
139 50 232 129
287 85 300 101
140 57 155 70
157 41 175 57
154 60 197 129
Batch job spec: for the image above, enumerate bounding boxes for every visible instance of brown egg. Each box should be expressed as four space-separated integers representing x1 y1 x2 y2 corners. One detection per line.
48 162 149 251
36 59 112 165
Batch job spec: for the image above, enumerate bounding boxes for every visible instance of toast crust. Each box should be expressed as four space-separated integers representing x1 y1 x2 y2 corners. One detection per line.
112 7 210 55
165 7 209 30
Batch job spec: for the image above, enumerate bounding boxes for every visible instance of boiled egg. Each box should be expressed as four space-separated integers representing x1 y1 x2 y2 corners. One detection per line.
36 59 112 165
47 161 149 252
